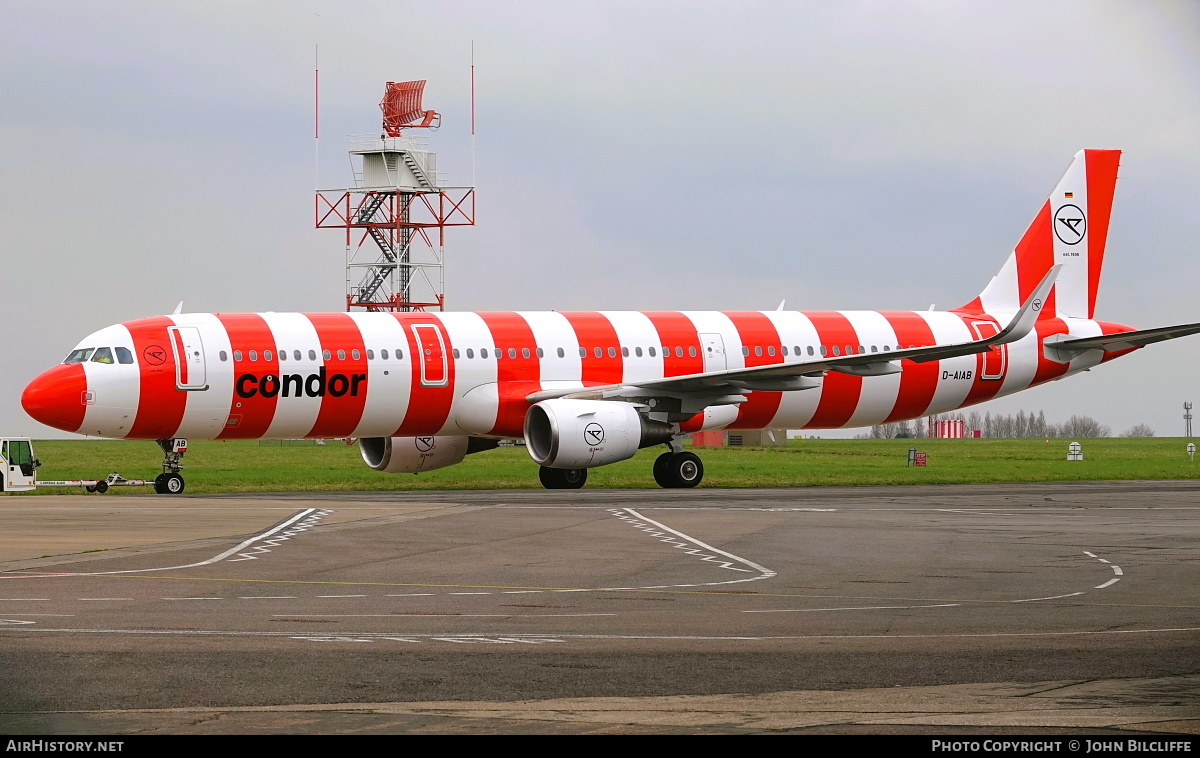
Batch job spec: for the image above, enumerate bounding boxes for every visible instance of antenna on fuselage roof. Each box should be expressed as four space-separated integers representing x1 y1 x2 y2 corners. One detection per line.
776 299 786 311
172 302 184 315
928 303 936 311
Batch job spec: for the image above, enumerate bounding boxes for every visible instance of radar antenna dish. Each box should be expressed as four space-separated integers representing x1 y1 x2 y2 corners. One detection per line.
380 80 440 136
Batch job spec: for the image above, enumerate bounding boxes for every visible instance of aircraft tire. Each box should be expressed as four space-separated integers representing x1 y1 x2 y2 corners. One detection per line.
538 466 587 489
155 473 185 495
653 452 704 488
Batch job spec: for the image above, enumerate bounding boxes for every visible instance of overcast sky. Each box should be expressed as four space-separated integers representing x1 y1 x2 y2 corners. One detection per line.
2 0 1198 440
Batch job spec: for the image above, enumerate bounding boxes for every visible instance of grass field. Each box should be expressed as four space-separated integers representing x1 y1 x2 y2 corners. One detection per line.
12 437 1200 494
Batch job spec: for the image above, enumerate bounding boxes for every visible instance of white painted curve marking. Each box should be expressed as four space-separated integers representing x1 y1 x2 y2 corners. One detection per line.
1009 550 1124 602
610 508 776 589
0 508 329 578
1011 592 1086 603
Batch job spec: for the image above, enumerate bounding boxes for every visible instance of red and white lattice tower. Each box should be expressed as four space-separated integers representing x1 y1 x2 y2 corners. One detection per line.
316 81 475 311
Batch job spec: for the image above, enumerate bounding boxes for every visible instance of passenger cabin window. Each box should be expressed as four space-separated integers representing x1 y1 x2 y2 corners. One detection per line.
635 347 643 357
622 347 629 358
308 350 317 361
249 350 258 361
294 350 301 361
234 350 243 361
382 349 390 359
366 349 374 360
675 347 683 357
63 348 94 364
609 347 617 358
649 347 656 357
465 348 473 359
264 350 273 361
91 347 115 364
689 346 697 357
557 348 564 358
352 349 361 360
453 349 461 359
522 348 530 359
337 350 346 361
323 350 332 361
219 350 228 362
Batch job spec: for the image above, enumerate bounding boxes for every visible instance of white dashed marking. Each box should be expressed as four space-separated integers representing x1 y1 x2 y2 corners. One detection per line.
609 508 776 588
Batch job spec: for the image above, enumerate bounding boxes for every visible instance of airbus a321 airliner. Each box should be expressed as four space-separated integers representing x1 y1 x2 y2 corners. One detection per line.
20 150 1200 493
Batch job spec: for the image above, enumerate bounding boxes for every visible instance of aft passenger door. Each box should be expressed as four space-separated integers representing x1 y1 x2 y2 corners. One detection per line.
969 321 1006 380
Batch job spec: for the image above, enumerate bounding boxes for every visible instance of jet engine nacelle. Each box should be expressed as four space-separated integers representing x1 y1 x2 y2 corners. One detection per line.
524 399 674 469
359 435 469 473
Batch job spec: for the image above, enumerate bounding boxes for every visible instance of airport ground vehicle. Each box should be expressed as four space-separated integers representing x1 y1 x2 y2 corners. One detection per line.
20 150 1200 490
0 436 161 494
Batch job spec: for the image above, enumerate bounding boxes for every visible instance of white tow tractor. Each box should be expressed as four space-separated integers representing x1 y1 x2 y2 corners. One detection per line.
0 437 184 494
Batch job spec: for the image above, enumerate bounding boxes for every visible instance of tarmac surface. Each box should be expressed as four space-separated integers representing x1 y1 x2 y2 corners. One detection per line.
0 481 1198 734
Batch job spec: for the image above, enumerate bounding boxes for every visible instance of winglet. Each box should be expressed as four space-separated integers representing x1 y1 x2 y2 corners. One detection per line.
992 265 1060 345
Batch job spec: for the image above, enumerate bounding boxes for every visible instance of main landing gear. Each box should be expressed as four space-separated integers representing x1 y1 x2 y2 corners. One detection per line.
653 450 704 488
536 437 705 490
154 438 188 495
539 466 587 489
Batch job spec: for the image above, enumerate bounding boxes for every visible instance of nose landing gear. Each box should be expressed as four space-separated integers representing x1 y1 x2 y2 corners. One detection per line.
154 438 188 495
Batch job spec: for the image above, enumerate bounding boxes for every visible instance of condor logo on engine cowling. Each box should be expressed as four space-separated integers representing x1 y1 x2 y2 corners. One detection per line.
235 367 367 399
584 423 605 446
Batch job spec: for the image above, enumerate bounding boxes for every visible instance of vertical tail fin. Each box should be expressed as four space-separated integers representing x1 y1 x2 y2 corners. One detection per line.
959 149 1121 319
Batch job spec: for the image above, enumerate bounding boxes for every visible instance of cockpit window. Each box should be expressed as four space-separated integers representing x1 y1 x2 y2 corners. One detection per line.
64 348 94 364
91 347 115 364
115 347 134 364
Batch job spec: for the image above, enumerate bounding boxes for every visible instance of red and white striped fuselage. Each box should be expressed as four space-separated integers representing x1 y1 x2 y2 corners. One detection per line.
27 307 1133 442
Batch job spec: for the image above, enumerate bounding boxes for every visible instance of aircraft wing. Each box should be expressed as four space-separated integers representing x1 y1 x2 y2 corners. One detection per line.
527 267 1059 404
1046 322 1200 353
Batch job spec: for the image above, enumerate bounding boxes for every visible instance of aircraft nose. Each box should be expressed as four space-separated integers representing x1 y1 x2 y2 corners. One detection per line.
22 364 88 433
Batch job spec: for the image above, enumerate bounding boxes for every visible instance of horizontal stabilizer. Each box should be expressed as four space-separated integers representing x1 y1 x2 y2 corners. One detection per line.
1048 321 1200 353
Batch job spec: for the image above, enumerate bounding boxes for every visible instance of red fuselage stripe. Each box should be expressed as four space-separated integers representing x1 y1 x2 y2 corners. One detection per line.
127 316 188 440
879 311 939 424
643 312 704 377
391 314 456 437
804 312 863 429
303 312 369 438
724 312 785 429
216 313 279 440
476 312 541 437
559 312 623 386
